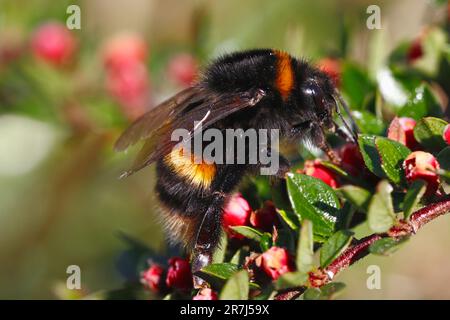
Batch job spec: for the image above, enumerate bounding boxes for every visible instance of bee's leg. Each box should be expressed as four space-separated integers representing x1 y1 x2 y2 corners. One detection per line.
309 122 341 165
191 191 226 289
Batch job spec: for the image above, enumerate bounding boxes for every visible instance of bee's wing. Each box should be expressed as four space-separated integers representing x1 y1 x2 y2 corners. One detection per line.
117 87 266 178
114 86 204 152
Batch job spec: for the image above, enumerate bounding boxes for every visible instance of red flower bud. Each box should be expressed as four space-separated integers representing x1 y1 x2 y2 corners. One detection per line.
223 193 252 239
166 257 192 291
192 288 218 300
167 53 197 87
443 124 450 145
141 264 165 293
403 151 440 196
317 57 341 87
339 143 365 177
387 117 419 150
301 160 340 188
250 200 278 232
259 247 294 280
102 33 147 72
31 22 77 66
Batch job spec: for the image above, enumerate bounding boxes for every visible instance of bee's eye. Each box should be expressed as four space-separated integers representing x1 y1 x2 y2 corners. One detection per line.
302 81 328 116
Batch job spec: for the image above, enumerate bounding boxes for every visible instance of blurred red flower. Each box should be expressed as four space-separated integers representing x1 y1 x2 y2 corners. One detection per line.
166 257 192 291
31 22 77 66
141 264 165 293
167 53 198 87
317 57 341 87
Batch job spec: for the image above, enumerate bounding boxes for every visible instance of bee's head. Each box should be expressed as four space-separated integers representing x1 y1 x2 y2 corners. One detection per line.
300 72 336 132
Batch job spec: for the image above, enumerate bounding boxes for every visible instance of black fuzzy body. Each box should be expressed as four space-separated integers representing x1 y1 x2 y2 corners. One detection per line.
154 49 337 283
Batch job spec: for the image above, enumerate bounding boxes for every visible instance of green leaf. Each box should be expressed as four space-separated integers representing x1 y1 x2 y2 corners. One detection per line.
220 270 249 300
277 209 299 231
403 180 426 220
320 230 354 268
337 185 372 212
259 232 272 252
199 263 239 282
341 63 374 109
230 226 263 241
398 84 443 120
358 134 385 178
437 147 450 171
286 173 341 240
369 237 409 256
297 220 314 273
275 271 309 290
352 110 385 135
367 180 396 233
414 117 448 152
212 233 228 263
302 283 346 300
375 137 411 185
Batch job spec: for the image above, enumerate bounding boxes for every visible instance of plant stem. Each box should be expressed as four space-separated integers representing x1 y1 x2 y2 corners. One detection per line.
275 198 450 300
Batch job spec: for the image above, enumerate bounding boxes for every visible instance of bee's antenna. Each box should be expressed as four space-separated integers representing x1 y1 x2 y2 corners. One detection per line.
332 91 359 143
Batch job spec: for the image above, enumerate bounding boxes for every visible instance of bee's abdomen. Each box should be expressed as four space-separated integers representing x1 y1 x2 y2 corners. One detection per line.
155 156 215 247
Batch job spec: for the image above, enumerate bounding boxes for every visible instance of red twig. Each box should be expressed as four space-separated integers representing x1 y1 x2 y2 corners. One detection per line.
275 198 450 300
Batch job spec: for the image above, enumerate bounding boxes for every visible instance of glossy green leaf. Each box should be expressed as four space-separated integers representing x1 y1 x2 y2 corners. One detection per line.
367 180 396 233
403 180 426 220
320 230 354 268
358 134 385 178
259 232 272 252
414 117 448 152
297 220 314 273
286 173 341 240
375 137 411 185
220 270 249 300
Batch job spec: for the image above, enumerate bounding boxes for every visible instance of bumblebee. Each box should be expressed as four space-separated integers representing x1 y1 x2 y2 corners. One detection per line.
115 49 356 288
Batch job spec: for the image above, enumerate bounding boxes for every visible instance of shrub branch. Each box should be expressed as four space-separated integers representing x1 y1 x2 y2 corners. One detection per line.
275 197 450 300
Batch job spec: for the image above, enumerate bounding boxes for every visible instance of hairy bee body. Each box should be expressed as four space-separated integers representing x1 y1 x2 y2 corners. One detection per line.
116 49 339 287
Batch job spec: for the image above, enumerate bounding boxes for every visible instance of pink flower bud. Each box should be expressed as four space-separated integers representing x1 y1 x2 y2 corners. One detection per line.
167 53 197 87
317 57 341 87
222 193 252 239
166 257 192 291
301 160 340 188
443 124 450 145
141 264 165 293
388 117 419 150
250 201 278 232
102 33 147 72
259 247 294 280
403 151 440 196
31 22 77 66
192 288 218 300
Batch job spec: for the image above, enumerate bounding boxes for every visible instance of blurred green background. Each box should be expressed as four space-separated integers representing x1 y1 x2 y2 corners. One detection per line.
0 0 449 299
